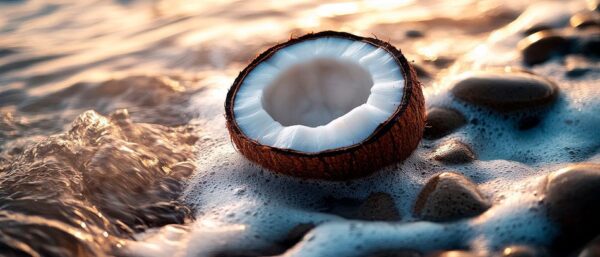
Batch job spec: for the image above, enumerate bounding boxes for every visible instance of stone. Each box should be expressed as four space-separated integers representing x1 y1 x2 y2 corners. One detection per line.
566 66 592 77
498 245 548 257
589 0 600 12
518 31 570 65
565 55 597 77
322 192 401 221
579 235 600 257
355 192 402 221
451 69 558 112
414 172 490 222
406 29 424 38
544 163 600 252
423 108 466 140
570 12 600 29
432 140 476 164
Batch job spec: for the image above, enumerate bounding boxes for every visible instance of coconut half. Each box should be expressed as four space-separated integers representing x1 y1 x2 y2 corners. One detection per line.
225 31 425 180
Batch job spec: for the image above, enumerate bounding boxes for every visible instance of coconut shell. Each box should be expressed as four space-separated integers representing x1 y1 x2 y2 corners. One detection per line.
225 31 425 180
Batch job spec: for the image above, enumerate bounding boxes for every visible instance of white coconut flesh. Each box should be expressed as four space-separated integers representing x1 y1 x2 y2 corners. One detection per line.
233 37 405 153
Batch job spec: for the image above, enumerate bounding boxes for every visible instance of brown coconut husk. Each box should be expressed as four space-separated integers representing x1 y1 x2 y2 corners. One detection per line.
225 31 425 180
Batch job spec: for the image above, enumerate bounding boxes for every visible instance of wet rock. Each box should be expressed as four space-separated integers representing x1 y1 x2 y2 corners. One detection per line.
565 55 598 77
589 0 600 12
414 172 490 222
497 245 548 257
322 192 401 221
579 235 600 257
518 31 570 65
423 108 466 140
426 250 478 257
406 29 424 38
566 65 592 77
573 32 600 56
368 250 422 257
355 192 402 221
544 163 600 252
451 69 558 112
570 12 600 29
432 140 476 164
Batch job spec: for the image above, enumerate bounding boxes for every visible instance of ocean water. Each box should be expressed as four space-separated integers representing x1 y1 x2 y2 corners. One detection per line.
0 0 598 256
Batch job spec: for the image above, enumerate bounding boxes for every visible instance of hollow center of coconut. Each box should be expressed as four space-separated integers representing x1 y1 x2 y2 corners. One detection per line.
262 58 373 127
233 37 405 153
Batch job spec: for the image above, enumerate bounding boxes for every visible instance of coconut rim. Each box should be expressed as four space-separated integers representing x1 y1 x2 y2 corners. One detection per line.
225 30 416 157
